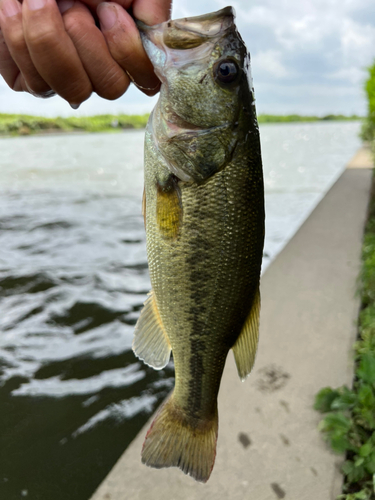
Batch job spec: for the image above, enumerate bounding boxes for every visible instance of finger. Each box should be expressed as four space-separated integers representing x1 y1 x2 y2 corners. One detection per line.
97 2 160 96
22 0 93 105
0 31 31 94
0 0 53 95
58 0 129 100
0 33 28 93
0 24 21 89
132 0 171 25
77 0 171 22
77 0 131 10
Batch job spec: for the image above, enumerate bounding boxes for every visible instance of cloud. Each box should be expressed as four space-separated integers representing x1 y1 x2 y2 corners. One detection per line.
0 0 374 117
255 81 366 115
0 81 158 117
251 50 290 79
230 0 375 114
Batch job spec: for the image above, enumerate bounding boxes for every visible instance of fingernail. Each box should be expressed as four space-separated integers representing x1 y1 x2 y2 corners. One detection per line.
1 0 21 18
27 0 47 11
58 0 74 14
70 103 80 110
97 3 117 30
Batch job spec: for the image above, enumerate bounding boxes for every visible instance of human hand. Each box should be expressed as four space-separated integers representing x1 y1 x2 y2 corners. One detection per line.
0 0 171 106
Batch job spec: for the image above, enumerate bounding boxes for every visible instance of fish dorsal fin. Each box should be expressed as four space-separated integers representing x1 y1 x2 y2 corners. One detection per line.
232 286 261 381
133 291 172 369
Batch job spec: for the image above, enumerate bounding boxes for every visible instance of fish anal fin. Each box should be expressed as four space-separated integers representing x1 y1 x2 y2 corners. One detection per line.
142 395 218 483
133 291 171 369
232 286 261 381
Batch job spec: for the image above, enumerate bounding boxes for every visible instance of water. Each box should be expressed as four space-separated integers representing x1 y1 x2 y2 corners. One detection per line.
0 122 361 499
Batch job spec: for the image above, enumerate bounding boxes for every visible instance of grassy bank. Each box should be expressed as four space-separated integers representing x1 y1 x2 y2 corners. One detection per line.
314 172 375 500
258 114 362 124
361 60 375 153
0 113 149 136
314 59 375 500
0 112 363 137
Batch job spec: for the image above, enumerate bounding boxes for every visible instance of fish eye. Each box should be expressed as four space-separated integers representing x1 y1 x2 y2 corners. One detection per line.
214 59 240 85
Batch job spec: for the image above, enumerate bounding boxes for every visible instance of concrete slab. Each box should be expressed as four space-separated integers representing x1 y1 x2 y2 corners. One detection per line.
346 143 373 169
90 151 372 500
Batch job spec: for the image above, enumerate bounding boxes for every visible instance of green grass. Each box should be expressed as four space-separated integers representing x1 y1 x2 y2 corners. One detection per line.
315 173 375 500
361 59 375 153
257 114 363 124
0 113 149 136
315 60 375 498
0 112 363 137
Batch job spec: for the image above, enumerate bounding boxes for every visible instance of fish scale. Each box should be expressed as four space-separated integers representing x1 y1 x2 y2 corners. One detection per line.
132 6 264 482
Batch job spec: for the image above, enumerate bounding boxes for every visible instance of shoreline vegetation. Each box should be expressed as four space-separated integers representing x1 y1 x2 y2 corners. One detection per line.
0 112 364 137
314 173 375 500
315 59 375 500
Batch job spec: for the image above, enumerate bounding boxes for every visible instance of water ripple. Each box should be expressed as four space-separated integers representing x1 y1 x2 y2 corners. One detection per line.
0 124 362 500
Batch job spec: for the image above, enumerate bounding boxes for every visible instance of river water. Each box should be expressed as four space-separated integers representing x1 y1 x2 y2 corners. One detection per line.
0 121 361 500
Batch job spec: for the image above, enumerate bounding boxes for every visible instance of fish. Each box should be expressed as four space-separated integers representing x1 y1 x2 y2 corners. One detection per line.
133 6 265 483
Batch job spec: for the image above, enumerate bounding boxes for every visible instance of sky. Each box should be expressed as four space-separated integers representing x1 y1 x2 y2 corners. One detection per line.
0 0 374 117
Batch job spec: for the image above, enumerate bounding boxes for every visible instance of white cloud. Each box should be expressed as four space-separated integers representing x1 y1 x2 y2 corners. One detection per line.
0 82 158 117
0 0 374 117
327 67 365 86
252 50 290 79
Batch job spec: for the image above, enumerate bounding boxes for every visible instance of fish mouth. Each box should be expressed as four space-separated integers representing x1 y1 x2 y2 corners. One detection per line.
137 7 236 74
138 7 235 48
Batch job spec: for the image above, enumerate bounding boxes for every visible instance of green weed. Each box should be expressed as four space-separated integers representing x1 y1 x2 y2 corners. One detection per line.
0 113 363 137
0 113 149 136
316 57 375 500
256 114 362 124
315 172 375 499
360 59 375 153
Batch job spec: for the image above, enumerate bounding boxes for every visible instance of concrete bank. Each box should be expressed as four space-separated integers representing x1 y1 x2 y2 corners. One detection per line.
91 147 373 500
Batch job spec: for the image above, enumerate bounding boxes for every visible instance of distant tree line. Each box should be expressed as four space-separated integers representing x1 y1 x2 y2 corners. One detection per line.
0 112 365 137
257 114 362 124
0 114 149 136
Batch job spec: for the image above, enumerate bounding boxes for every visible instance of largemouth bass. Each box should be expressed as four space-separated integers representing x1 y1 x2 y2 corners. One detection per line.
133 6 264 483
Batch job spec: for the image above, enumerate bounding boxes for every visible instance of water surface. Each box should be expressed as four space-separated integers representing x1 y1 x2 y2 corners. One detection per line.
0 122 362 499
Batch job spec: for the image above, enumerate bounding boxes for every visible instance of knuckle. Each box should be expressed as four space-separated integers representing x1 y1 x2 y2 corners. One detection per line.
116 51 133 68
2 72 23 91
62 9 94 42
95 70 128 100
63 14 83 36
96 83 127 100
143 85 160 97
25 79 52 96
65 81 92 103
5 26 26 53
25 27 58 52
63 16 78 36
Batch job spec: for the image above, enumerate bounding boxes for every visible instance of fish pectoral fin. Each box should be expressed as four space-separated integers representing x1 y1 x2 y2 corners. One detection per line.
232 286 260 381
132 291 171 369
156 175 182 240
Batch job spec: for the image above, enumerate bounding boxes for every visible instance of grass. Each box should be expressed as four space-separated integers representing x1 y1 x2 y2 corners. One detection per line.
257 114 363 124
0 112 363 137
315 59 375 499
314 172 375 500
0 113 149 136
361 61 375 152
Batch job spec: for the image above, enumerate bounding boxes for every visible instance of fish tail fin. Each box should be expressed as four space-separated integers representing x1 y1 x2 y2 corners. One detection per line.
141 394 218 483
